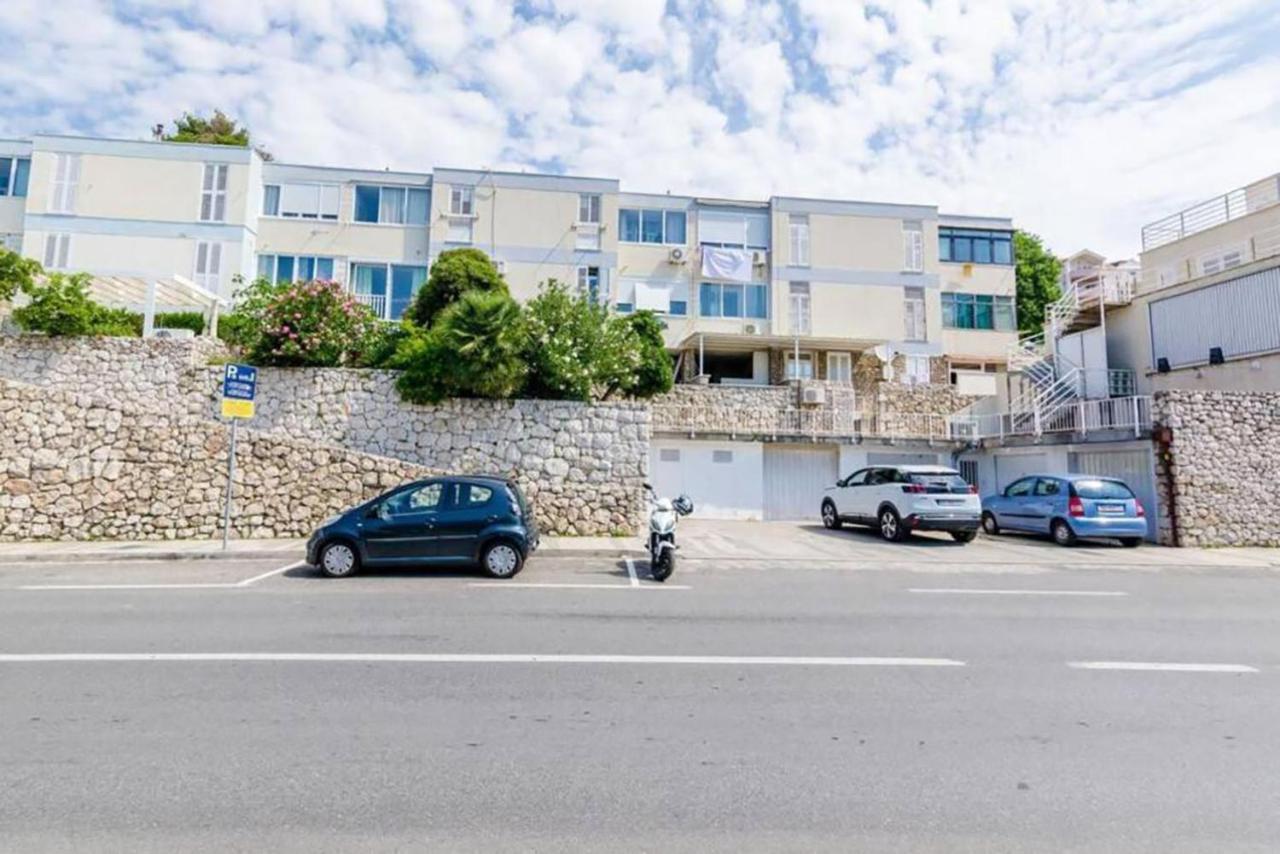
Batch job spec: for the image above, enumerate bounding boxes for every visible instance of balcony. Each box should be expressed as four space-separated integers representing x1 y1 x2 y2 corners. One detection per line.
351 291 388 320
1141 174 1280 251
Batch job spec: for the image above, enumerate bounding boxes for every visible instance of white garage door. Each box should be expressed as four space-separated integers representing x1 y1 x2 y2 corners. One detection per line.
1070 449 1158 541
650 440 762 520
993 453 1047 492
764 444 839 521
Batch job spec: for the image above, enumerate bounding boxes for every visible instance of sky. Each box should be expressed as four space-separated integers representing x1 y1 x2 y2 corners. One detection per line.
2 0 1279 258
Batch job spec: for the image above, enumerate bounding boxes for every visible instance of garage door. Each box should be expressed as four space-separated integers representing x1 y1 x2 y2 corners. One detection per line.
993 453 1047 492
1070 449 1158 541
649 440 762 520
763 444 839 521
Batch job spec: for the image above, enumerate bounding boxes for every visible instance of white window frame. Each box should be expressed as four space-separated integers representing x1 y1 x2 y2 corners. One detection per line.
200 163 228 223
258 254 337 283
0 157 29 198
789 282 811 335
785 352 815 381
450 186 475 216
263 182 340 221
903 220 924 272
577 265 603 303
901 354 931 387
904 286 927 341
50 154 80 214
43 233 71 269
194 240 222 291
619 207 689 246
578 193 601 224
827 352 853 385
789 215 810 267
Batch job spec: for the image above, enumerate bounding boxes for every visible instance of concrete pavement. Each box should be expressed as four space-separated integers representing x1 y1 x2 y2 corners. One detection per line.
4 553 1280 851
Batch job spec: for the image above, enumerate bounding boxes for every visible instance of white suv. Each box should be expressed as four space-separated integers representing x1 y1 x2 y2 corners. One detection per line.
820 464 981 543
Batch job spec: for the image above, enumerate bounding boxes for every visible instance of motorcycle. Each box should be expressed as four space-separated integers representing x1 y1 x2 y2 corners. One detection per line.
644 482 693 582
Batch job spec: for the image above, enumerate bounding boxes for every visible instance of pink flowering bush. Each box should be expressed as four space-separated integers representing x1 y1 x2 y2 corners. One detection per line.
243 279 383 367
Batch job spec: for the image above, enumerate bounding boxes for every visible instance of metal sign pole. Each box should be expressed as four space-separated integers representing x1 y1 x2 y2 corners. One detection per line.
222 418 238 551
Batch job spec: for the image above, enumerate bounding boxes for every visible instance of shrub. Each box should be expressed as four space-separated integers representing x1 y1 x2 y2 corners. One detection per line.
600 310 674 399
407 248 507 328
519 280 608 402
358 321 411 369
13 273 112 336
0 248 41 303
248 279 383 367
396 290 526 403
151 311 207 335
216 275 290 353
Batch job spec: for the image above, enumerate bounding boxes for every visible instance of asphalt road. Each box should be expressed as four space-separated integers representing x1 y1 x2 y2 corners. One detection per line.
3 553 1280 852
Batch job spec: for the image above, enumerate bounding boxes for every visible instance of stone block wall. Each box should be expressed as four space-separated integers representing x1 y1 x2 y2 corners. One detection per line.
1153 390 1280 547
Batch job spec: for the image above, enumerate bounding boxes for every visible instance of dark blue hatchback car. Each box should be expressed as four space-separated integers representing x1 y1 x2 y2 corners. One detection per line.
306 475 538 579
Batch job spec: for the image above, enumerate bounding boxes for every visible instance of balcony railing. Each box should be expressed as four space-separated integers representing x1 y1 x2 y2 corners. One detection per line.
951 396 1152 441
351 291 388 319
1141 174 1280 251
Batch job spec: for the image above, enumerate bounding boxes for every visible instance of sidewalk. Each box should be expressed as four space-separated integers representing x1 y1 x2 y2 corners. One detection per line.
0 535 646 563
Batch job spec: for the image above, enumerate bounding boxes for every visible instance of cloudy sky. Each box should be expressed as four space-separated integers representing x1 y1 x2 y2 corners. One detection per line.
3 0 1279 257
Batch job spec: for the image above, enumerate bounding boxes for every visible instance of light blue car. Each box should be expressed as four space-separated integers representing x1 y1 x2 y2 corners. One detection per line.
981 474 1148 548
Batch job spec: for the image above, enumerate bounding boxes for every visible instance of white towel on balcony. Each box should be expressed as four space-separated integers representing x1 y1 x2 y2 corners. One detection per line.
700 247 753 282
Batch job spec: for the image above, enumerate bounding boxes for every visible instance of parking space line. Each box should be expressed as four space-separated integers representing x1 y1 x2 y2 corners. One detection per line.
19 560 305 591
236 561 306 587
468 582 691 590
0 653 965 667
625 558 640 588
1068 661 1258 673
909 588 1128 597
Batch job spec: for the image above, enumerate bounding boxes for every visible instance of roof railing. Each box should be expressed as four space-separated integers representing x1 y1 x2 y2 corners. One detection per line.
1142 174 1280 251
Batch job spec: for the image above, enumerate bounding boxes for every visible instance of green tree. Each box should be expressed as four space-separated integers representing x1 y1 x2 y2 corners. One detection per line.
0 248 41 303
601 311 674 399
1014 230 1063 335
164 110 251 147
407 248 507 329
396 291 526 404
520 280 606 401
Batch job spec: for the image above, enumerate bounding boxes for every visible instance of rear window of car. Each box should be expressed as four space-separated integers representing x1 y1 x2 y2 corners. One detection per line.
505 483 531 517
906 472 970 492
1072 479 1134 500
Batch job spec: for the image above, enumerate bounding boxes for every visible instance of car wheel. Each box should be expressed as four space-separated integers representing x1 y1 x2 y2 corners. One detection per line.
821 500 841 530
879 507 906 543
981 512 1000 535
1051 520 1077 547
1120 537 1143 548
482 540 524 579
951 530 977 543
318 541 360 578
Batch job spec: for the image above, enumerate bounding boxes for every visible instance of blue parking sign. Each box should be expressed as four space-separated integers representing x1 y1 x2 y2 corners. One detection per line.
221 364 257 419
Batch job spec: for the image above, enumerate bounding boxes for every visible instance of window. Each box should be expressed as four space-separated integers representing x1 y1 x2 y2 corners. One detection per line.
0 157 31 197
194 241 222 290
827 352 852 384
786 352 814 380
901 354 931 386
958 460 978 488
1201 247 1245 276
618 207 688 245
904 286 926 340
938 227 1013 266
262 183 340 220
42 234 70 269
712 450 734 463
698 209 769 249
457 483 494 507
1034 478 1062 497
942 293 1016 331
49 153 80 213
384 482 444 516
578 194 601 224
200 163 228 222
699 282 767 319
789 215 810 266
349 263 427 320
843 469 869 487
1072 479 1135 500
257 254 336 284
659 449 681 463
577 266 602 304
1005 477 1035 497
789 282 810 334
353 185 428 225
903 220 924 272
446 216 473 243
450 186 474 216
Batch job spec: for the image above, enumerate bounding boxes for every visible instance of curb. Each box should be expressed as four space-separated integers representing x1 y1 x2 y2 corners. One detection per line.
0 546 647 564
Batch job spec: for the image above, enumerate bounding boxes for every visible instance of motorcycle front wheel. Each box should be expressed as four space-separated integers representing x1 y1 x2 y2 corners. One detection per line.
651 550 674 582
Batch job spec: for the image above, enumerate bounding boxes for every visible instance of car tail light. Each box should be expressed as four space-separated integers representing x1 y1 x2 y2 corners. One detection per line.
1135 500 1145 517
901 484 926 494
1068 497 1085 517
967 484 978 494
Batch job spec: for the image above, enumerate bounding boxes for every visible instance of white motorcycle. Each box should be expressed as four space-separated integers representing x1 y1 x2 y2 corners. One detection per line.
644 483 693 582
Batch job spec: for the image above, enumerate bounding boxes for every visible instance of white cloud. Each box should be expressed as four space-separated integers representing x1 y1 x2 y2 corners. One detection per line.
0 0 1278 257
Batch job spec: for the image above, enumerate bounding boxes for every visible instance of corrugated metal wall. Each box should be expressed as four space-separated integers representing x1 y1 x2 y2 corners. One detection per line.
1150 267 1280 368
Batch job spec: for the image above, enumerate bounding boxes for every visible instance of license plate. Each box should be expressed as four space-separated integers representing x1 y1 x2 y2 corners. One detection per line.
937 499 965 506
1098 504 1124 515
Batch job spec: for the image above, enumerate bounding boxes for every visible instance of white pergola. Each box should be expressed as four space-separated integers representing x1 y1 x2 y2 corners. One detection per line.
86 272 229 337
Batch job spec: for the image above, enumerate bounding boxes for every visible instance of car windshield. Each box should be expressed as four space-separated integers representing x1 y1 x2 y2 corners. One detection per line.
1073 479 1134 500
907 472 969 493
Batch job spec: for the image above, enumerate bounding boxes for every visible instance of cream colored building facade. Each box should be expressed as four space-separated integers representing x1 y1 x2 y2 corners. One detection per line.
0 133 1018 393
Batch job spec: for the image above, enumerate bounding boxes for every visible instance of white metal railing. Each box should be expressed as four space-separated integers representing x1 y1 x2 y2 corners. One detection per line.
948 396 1152 441
651 404 966 442
1142 174 1280 251
351 291 388 319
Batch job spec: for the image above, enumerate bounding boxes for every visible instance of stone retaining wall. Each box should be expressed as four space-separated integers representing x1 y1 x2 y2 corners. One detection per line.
1153 390 1280 547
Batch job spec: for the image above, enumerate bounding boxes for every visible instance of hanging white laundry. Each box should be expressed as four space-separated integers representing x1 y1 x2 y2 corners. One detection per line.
700 246 754 282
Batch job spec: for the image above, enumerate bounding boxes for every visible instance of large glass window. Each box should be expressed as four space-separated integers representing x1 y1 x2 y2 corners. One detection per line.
618 207 688 245
0 158 26 197
939 227 1013 266
264 183 340 220
257 254 336 284
350 262 425 319
942 293 1016 331
354 185 428 225
699 283 767 319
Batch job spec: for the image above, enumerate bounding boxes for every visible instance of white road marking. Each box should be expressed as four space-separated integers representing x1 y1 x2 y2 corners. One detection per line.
625 558 640 588
1068 661 1258 673
909 588 1128 597
468 582 690 590
0 653 965 667
19 561 305 591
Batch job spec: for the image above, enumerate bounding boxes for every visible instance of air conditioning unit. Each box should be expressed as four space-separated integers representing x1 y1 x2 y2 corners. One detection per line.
752 250 769 266
801 382 826 405
743 323 762 335
495 260 508 274
668 246 689 264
